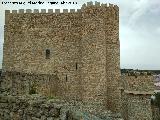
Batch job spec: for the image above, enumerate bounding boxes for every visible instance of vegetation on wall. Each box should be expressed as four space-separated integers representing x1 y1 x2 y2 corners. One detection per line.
151 92 160 109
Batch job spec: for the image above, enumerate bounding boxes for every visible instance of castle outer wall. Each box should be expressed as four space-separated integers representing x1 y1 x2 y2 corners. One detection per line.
3 2 120 113
121 74 154 120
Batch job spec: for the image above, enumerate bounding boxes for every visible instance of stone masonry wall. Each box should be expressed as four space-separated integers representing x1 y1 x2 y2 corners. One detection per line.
80 2 120 113
3 1 120 113
81 4 107 106
0 71 123 119
4 9 83 101
0 94 124 120
0 71 80 101
0 94 65 120
152 106 160 120
121 74 155 93
4 10 82 75
121 74 154 120
121 90 153 120
127 94 152 120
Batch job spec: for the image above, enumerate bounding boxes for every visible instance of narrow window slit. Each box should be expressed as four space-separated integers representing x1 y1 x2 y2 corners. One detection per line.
76 63 78 70
66 75 68 82
46 49 50 59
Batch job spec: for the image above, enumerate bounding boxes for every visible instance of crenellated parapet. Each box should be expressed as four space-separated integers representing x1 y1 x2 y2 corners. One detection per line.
5 9 81 14
5 1 119 14
81 1 118 11
81 1 118 19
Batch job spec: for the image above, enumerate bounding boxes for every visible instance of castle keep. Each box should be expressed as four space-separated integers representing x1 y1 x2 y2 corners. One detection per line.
1 1 154 120
3 1 120 112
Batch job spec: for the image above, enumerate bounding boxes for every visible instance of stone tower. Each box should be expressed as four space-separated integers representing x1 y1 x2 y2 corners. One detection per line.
3 2 121 113
80 2 120 112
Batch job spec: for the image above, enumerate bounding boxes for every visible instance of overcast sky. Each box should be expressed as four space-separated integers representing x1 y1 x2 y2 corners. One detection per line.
0 0 160 70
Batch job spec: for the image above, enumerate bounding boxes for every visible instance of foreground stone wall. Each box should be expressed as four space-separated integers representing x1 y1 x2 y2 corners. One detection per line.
0 94 64 120
0 94 124 120
0 71 82 102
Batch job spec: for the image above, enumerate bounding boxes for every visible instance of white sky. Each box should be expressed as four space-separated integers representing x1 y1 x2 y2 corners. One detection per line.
0 0 160 70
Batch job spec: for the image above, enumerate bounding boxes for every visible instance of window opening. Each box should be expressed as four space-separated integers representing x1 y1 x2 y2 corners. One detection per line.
46 49 50 59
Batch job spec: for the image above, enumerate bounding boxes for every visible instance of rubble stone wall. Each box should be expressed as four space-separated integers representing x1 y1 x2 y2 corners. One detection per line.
0 94 65 120
0 94 123 120
0 71 78 101
127 94 152 120
121 92 153 120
